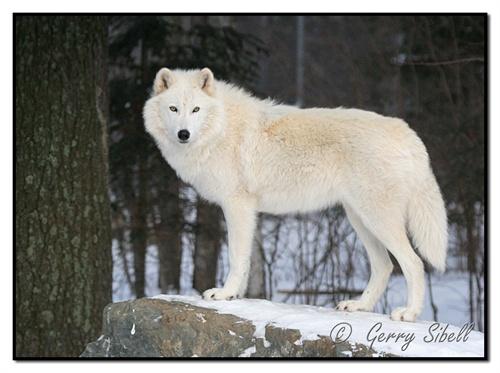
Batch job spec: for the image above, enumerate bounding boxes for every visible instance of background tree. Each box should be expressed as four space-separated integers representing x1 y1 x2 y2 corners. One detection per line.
15 16 112 357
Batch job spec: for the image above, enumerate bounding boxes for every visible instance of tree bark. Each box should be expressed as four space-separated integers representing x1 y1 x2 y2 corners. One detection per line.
193 199 222 293
247 218 266 298
16 16 112 357
156 174 183 293
130 36 150 299
131 158 147 299
295 16 305 107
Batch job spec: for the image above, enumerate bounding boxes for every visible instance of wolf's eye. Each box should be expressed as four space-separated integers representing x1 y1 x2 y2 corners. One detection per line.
192 106 200 113
169 106 177 112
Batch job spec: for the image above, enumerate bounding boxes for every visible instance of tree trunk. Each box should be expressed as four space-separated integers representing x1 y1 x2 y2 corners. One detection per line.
295 15 305 107
156 174 183 293
193 199 222 293
247 218 266 298
130 37 150 299
464 200 478 326
131 160 147 299
16 16 112 357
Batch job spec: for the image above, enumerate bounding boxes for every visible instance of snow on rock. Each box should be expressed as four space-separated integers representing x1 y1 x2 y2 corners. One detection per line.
239 345 256 357
81 295 483 358
153 294 484 358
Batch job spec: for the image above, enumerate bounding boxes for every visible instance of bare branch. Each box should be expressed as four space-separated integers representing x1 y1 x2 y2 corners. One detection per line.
399 57 484 66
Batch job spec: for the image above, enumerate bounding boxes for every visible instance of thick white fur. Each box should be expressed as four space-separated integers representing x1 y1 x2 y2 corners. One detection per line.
143 68 448 322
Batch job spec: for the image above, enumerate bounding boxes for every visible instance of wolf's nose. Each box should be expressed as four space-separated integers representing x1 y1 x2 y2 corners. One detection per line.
177 129 190 142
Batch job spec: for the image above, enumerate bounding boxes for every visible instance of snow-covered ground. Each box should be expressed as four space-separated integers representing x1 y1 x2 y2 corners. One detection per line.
153 294 484 358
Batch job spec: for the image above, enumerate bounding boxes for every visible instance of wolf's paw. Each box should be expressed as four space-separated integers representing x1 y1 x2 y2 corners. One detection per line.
335 300 371 312
390 307 418 322
203 287 241 301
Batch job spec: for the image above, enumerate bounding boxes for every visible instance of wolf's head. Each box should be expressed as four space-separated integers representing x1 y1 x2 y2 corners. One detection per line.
144 67 222 148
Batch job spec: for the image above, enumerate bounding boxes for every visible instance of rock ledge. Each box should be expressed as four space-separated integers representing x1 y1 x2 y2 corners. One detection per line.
81 298 389 358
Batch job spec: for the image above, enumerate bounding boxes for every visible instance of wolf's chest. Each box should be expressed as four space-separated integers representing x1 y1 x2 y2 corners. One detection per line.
167 152 236 205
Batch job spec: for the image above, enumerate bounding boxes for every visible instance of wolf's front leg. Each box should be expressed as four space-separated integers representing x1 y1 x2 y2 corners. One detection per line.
203 197 256 301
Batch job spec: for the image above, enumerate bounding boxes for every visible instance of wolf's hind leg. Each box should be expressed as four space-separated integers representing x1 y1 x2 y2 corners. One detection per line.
359 210 425 322
336 205 393 312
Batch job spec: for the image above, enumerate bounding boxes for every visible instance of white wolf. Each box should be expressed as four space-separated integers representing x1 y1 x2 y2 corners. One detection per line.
144 67 447 322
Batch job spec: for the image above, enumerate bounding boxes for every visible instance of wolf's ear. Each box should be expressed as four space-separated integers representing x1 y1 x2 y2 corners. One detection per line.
199 67 215 96
153 68 174 95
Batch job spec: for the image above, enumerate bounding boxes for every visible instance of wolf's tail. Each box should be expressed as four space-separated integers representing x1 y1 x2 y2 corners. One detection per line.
407 171 448 272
